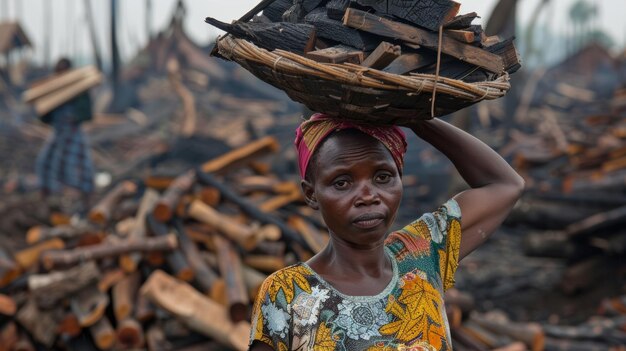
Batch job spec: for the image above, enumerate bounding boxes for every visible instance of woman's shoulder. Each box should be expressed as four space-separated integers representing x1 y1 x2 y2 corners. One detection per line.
385 199 462 256
258 263 317 306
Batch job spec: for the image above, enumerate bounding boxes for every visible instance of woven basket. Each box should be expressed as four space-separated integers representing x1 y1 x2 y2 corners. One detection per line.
215 35 511 125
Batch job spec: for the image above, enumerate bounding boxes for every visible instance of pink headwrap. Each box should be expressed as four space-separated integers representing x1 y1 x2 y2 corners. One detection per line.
294 113 408 179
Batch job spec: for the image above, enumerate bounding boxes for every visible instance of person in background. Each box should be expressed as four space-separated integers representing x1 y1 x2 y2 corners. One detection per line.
249 113 525 351
36 58 95 212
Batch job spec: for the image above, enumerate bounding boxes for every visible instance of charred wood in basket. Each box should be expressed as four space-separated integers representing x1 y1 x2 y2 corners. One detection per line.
263 0 293 22
343 8 505 73
326 0 350 20
305 45 364 64
355 0 460 31
417 55 490 82
282 0 305 23
444 29 477 44
444 12 479 29
239 0 287 23
205 18 316 55
486 37 521 74
383 51 437 75
304 8 380 51
361 41 401 69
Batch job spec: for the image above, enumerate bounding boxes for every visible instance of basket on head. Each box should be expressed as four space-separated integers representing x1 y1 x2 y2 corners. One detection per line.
213 34 510 125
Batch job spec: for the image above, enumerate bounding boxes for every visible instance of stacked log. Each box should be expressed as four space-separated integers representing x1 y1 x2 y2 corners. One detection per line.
22 65 103 117
2 132 625 350
0 136 330 350
206 0 521 82
501 90 626 295
445 288 626 351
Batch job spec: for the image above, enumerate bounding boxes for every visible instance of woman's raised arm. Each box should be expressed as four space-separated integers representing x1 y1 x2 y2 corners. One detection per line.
411 118 525 260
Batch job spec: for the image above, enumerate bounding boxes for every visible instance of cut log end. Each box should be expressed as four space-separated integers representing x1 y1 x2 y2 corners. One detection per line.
258 224 282 241
229 303 249 324
88 212 107 225
210 278 228 306
153 204 173 223
0 294 17 316
116 319 144 348
90 318 116 350
25 226 42 244
119 255 139 274
176 268 195 282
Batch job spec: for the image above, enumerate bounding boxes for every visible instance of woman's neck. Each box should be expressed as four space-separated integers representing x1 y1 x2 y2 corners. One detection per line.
307 236 390 279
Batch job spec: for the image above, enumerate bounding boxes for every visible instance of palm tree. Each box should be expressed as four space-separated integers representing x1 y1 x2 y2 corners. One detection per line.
568 0 598 51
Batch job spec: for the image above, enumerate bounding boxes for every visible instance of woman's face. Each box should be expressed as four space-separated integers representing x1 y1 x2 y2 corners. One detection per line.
302 130 403 247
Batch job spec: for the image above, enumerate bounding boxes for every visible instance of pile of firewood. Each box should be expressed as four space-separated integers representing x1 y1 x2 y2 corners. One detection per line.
445 287 626 350
2 136 625 350
502 88 626 294
205 0 521 82
0 136 328 350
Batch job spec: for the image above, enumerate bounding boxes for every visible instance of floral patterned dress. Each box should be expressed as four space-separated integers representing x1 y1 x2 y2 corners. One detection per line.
249 199 462 351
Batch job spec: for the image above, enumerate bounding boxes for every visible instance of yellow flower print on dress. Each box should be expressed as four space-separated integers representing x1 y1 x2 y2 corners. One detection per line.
268 264 312 303
379 276 446 349
313 322 339 351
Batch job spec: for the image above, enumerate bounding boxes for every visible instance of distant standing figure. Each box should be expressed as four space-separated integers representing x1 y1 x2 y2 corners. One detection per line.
36 58 95 206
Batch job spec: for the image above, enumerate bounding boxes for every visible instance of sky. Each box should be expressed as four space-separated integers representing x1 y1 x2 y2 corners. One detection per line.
1 0 625 66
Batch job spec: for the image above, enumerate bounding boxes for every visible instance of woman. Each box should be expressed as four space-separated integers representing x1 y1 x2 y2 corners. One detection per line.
35 58 95 209
249 114 524 351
